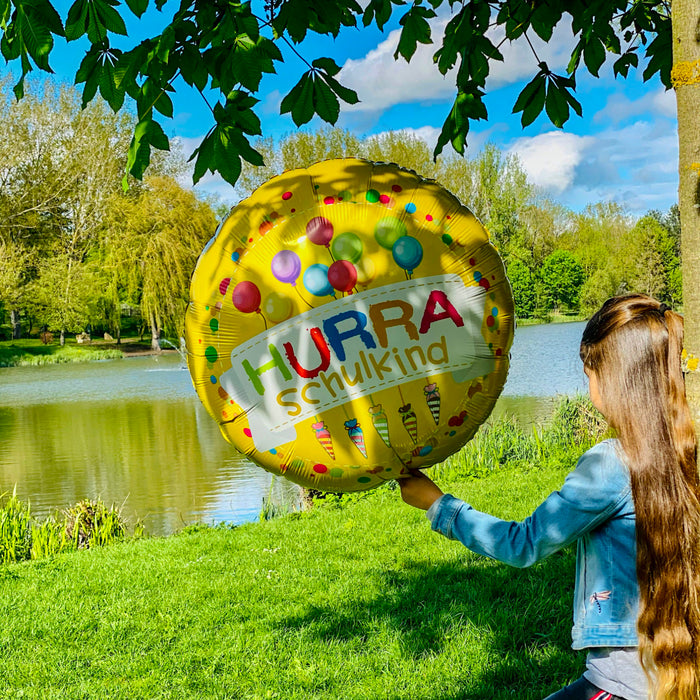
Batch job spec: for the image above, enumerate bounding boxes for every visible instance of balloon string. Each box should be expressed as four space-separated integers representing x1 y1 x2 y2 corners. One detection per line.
294 286 314 309
257 310 268 330
397 385 406 405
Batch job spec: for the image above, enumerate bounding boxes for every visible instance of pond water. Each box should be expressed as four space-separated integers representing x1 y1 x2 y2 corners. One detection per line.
0 321 588 535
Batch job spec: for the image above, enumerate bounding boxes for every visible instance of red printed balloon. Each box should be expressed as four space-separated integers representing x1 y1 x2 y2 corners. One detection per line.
232 281 261 313
328 260 358 293
306 216 334 246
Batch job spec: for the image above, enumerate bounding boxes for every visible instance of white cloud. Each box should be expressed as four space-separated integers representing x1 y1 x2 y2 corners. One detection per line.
368 125 442 150
338 17 574 113
507 131 594 193
594 87 676 124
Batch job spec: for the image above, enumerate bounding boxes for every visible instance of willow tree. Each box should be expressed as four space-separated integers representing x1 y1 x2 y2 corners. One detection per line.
2 0 697 414
101 177 217 350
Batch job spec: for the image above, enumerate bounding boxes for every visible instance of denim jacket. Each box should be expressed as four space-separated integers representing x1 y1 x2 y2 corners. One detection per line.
428 439 639 649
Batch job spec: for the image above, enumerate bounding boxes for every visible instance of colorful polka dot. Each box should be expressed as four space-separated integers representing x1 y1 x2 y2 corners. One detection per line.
405 203 417 214
243 428 252 437
313 464 328 474
492 307 498 316
204 346 218 363
269 448 277 455
469 257 476 266
441 233 452 245
219 278 230 295
282 191 292 200
425 214 433 222
259 221 272 236
366 189 380 203
473 271 482 282
358 476 371 484
210 375 217 384
330 468 344 478
379 194 390 204
392 184 402 192
323 196 335 205
486 316 495 327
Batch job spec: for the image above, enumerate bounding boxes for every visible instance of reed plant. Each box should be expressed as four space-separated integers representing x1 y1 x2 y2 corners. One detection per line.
0 495 127 565
432 394 609 483
0 488 32 564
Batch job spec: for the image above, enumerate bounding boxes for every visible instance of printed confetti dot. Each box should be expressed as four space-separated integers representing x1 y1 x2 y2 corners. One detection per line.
469 257 476 266
358 476 371 484
282 191 293 200
313 464 328 474
323 196 335 205
366 189 380 203
425 214 433 222
243 428 252 437
379 194 390 204
486 316 495 327
441 234 452 245
330 468 344 478
210 375 217 384
392 184 402 192
405 203 417 214
204 346 217 363
209 318 219 333
259 221 273 236
269 449 277 455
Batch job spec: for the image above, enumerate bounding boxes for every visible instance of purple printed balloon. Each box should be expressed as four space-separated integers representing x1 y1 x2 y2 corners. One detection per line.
271 250 302 285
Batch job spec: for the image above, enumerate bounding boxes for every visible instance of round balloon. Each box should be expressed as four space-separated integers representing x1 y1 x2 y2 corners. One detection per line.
185 159 515 492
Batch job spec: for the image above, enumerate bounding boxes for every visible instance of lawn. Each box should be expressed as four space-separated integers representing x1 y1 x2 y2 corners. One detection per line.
0 461 585 699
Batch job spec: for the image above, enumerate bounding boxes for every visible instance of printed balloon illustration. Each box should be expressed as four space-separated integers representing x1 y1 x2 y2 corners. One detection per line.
185 158 515 492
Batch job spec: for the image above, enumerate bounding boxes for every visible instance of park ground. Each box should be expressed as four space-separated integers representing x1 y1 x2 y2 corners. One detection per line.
0 400 603 699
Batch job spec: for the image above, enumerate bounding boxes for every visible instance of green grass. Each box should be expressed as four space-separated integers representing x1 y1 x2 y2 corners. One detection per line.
0 399 603 699
0 339 123 366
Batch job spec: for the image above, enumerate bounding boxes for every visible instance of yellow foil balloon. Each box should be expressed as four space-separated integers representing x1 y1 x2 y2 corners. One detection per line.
185 159 514 492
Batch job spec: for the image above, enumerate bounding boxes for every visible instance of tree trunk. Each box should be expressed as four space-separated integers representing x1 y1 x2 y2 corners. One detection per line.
672 0 700 431
10 309 21 339
150 312 161 353
60 329 66 346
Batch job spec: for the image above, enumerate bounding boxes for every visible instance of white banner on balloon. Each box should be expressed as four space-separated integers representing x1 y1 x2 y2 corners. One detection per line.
220 274 494 452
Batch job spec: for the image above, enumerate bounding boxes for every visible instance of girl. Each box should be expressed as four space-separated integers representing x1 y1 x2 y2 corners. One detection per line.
398 294 700 700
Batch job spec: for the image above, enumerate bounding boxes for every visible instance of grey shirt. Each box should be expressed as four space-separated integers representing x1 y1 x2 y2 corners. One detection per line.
585 647 648 700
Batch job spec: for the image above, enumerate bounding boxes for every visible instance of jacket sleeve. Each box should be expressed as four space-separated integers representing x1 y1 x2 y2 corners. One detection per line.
428 441 631 568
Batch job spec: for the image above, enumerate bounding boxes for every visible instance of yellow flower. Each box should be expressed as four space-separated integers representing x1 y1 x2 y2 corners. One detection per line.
689 356 699 372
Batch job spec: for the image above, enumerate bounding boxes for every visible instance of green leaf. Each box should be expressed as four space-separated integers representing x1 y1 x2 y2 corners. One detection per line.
312 57 341 77
362 0 402 30
544 82 569 128
86 2 107 43
512 71 547 127
433 88 486 159
323 74 359 105
178 44 208 91
18 6 53 71
189 130 216 185
613 51 638 79
280 72 315 127
95 0 127 36
582 37 605 77
65 0 89 41
125 0 148 18
313 77 340 124
395 5 435 62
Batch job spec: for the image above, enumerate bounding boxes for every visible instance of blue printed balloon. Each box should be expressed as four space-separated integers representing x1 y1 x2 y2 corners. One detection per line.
392 236 423 274
303 264 334 297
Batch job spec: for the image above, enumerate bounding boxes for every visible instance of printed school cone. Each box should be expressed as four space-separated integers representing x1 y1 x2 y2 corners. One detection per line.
312 421 335 460
344 419 368 458
399 404 418 443
424 382 441 425
369 404 391 447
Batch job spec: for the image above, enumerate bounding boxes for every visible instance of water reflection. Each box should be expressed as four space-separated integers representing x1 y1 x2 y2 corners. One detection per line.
0 322 589 535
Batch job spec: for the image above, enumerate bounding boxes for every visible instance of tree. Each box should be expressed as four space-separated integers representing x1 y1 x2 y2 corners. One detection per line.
2 0 696 418
540 250 585 312
505 258 536 318
101 177 217 350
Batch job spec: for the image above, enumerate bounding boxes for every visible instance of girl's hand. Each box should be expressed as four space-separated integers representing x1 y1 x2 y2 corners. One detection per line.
398 470 444 511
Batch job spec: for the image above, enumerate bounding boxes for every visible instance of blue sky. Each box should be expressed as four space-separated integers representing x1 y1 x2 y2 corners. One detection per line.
43 2 678 216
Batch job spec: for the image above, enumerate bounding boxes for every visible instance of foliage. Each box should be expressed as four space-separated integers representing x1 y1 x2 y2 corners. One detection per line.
506 257 537 318
101 176 218 342
0 489 31 564
0 340 122 367
0 1 673 186
539 250 585 311
0 495 127 564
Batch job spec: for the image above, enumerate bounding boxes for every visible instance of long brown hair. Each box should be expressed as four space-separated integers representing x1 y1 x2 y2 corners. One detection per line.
580 294 700 699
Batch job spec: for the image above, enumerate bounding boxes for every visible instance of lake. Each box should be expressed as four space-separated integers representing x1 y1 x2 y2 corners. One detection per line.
0 321 589 535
